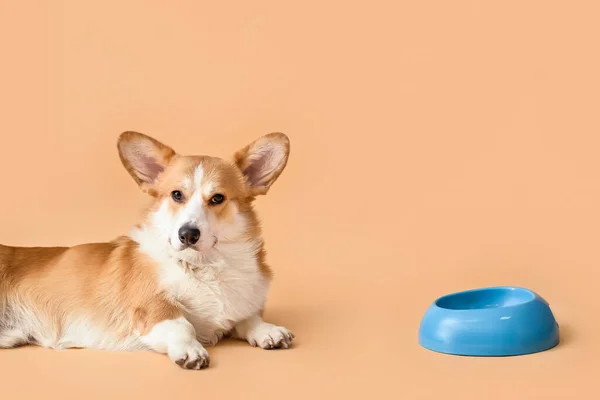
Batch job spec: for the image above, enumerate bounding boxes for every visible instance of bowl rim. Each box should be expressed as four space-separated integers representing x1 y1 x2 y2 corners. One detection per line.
432 286 540 312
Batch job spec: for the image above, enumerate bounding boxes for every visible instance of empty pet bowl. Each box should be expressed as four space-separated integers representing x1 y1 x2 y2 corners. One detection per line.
418 286 559 356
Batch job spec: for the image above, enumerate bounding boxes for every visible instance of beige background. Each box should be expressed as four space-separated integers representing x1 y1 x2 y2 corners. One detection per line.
1 1 599 399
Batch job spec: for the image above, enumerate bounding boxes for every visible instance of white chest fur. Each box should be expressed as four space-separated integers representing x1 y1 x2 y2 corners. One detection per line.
156 241 270 345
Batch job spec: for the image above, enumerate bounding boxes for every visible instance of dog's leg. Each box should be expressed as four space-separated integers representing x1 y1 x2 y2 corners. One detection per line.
0 328 28 348
136 304 210 369
232 314 294 349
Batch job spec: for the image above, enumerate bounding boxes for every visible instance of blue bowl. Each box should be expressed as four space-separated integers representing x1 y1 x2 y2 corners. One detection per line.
418 286 559 356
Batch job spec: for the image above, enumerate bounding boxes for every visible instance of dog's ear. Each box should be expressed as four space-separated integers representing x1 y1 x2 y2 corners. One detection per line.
233 132 290 196
117 131 176 193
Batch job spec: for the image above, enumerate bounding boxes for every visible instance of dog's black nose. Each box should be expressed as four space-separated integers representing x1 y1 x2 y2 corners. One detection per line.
178 225 200 246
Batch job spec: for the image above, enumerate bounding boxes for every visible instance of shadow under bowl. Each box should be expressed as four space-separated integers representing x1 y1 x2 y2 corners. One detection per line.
418 286 560 356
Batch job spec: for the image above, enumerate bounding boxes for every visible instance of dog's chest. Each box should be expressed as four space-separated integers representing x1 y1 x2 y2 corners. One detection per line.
160 254 269 344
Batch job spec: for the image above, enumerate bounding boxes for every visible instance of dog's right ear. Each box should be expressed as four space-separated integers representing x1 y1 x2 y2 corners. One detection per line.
117 131 176 193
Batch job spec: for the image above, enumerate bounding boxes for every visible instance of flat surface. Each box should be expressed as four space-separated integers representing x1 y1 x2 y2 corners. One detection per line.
1 1 600 399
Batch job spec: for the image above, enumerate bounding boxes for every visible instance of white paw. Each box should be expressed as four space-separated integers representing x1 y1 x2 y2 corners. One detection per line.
198 330 226 347
168 340 210 370
247 324 295 349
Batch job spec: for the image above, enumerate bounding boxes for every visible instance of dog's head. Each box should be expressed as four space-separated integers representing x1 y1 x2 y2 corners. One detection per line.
117 131 289 260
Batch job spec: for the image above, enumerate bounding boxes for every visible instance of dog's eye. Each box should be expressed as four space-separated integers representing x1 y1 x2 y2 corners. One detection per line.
209 193 225 205
171 190 184 203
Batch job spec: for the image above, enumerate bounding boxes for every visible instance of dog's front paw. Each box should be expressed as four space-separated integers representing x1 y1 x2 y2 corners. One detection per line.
199 329 226 347
248 324 294 349
168 340 210 370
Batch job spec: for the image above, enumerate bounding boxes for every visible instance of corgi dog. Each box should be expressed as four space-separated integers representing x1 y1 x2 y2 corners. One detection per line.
0 131 293 369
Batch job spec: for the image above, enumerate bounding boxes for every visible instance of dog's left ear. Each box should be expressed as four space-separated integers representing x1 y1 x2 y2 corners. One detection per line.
117 131 176 194
234 132 290 196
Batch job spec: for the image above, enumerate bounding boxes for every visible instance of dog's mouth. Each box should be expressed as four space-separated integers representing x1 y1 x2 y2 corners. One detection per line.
168 236 218 253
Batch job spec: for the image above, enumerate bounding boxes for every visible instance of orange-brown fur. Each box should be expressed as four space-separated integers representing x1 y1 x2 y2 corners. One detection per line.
0 238 179 345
